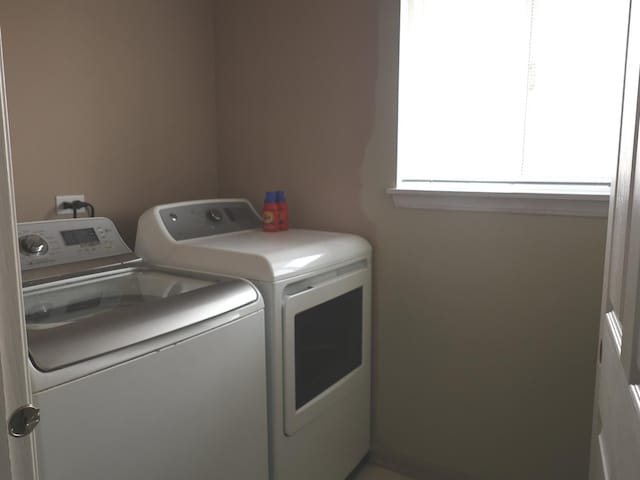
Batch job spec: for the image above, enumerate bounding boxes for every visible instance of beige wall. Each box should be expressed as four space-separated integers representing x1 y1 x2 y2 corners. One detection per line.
1 0 218 245
0 1 608 478
214 1 607 479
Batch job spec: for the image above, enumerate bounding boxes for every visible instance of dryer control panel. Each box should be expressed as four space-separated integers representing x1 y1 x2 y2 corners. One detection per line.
17 218 131 271
158 200 262 241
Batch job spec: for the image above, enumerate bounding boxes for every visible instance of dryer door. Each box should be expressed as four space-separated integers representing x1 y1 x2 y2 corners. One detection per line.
282 266 370 436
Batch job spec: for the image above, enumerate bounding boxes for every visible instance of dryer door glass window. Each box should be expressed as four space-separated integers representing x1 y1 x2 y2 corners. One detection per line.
294 287 363 409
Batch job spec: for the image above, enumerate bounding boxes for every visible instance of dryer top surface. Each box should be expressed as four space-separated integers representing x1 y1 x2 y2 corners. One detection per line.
136 200 371 281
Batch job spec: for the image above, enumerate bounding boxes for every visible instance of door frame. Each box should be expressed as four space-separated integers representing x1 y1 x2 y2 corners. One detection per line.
0 28 38 480
589 0 640 477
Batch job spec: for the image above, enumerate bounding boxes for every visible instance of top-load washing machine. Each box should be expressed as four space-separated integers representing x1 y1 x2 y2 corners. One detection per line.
18 216 269 480
136 199 372 480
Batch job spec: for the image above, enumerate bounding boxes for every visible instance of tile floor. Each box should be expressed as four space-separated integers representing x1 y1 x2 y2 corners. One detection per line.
353 464 414 480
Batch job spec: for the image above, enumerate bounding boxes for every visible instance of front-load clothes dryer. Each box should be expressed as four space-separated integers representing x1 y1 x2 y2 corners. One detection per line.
18 217 269 480
136 199 372 480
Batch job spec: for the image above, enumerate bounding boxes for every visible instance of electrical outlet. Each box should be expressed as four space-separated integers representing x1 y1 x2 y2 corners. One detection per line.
56 195 86 215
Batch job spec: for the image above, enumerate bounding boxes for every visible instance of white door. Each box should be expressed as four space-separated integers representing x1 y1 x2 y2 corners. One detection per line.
589 1 640 478
0 29 39 480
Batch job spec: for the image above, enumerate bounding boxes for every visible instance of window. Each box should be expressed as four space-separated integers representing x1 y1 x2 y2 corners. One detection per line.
391 0 630 215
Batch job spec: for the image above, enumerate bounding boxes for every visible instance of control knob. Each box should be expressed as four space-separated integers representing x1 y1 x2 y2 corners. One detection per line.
207 209 223 222
19 235 48 256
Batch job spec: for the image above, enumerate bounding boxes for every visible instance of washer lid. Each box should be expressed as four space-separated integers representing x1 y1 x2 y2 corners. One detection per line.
25 267 260 371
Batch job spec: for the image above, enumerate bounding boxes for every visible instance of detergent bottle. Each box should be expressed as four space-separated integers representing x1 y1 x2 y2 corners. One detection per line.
262 191 279 232
276 191 289 231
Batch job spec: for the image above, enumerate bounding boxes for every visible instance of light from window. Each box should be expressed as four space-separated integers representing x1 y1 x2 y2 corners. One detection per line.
397 0 629 190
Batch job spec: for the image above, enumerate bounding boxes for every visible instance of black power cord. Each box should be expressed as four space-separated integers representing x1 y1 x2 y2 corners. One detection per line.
61 200 96 218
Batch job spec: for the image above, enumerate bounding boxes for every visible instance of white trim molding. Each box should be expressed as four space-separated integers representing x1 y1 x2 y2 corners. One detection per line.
0 29 38 480
388 182 610 217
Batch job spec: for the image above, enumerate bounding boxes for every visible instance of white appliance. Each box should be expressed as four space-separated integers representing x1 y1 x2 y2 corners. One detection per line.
136 199 372 480
18 217 269 480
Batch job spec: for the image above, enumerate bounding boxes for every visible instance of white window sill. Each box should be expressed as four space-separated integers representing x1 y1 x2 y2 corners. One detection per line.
388 182 610 217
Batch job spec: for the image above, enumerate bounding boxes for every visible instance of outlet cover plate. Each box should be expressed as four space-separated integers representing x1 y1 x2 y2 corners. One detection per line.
56 195 86 215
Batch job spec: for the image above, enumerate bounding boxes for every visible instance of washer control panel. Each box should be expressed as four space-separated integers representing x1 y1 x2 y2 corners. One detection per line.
159 200 262 241
17 218 132 271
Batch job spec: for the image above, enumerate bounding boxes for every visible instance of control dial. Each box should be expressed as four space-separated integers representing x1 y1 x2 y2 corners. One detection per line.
19 235 48 256
207 209 223 222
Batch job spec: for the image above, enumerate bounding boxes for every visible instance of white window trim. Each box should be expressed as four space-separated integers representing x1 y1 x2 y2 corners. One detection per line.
388 182 610 217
